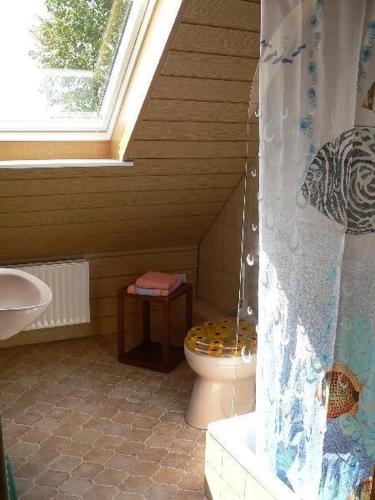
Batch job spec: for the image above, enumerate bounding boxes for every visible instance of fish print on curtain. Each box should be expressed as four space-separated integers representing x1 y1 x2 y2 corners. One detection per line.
257 0 375 498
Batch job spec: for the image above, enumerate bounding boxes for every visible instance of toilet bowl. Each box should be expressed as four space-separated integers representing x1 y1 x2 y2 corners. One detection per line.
184 319 257 430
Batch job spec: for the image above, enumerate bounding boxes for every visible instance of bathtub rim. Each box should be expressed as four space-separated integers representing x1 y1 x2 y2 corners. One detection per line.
207 412 297 500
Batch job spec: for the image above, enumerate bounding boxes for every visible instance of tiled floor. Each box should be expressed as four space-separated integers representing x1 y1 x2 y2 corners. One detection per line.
0 335 206 499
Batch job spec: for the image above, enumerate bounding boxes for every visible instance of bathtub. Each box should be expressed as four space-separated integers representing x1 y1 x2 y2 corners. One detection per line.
205 413 297 499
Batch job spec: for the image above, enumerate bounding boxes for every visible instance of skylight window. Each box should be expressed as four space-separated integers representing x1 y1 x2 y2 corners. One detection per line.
0 0 149 135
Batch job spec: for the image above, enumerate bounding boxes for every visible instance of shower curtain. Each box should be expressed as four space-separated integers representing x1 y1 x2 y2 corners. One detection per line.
255 0 375 498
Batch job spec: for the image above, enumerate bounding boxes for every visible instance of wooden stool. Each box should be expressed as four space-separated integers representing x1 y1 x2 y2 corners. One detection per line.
117 283 193 373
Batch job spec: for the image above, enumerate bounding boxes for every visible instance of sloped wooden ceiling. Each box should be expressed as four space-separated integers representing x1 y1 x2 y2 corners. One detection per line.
126 0 260 163
120 0 260 249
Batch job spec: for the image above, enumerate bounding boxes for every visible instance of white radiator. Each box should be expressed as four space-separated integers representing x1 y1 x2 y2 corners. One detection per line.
13 260 90 330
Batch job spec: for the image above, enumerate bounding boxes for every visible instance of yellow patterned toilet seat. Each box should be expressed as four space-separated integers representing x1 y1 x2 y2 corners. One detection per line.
185 319 257 357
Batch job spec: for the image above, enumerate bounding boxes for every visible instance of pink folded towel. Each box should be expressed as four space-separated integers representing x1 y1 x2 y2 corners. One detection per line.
127 281 181 296
136 271 183 291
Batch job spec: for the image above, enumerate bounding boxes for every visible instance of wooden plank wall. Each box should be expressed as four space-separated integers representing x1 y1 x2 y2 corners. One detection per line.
0 165 233 261
0 141 111 161
125 0 260 174
0 0 260 347
123 0 261 316
198 181 245 315
197 174 258 315
0 244 197 348
0 162 204 348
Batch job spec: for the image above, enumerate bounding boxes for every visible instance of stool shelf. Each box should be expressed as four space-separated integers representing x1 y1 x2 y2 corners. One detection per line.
117 283 193 373
120 341 185 372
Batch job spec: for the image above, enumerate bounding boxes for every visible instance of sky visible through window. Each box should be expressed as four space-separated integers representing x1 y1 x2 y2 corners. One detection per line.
0 0 133 131
0 1 48 123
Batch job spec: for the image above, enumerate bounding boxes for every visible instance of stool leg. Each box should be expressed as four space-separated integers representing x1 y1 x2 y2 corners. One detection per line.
162 302 170 371
143 301 151 345
185 286 193 332
117 290 125 363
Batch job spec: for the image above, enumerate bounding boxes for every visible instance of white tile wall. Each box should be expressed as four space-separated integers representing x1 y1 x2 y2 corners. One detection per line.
205 432 273 500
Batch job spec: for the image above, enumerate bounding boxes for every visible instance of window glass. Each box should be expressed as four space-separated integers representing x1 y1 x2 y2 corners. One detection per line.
0 0 145 132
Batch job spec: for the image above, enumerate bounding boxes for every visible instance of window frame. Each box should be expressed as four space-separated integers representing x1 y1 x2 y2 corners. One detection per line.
0 0 152 141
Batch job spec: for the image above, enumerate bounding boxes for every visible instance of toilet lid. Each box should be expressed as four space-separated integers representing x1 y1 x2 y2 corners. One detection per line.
185 319 257 358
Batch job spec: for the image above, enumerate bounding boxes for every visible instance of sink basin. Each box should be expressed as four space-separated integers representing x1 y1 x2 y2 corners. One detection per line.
0 268 52 340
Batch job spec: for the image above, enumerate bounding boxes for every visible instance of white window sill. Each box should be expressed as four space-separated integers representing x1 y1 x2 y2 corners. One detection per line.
0 159 133 169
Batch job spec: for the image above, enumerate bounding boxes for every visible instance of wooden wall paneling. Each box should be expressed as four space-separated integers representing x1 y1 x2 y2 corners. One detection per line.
171 24 259 58
143 100 251 123
181 0 260 31
124 0 260 168
197 179 247 314
123 0 260 228
117 0 260 319
162 51 258 81
134 121 256 141
0 187 233 213
0 141 111 161
1 218 214 243
0 203 223 228
127 140 257 159
0 173 241 197
151 76 251 102
0 159 246 179
89 247 197 278
197 171 259 316
0 228 208 262
0 247 198 348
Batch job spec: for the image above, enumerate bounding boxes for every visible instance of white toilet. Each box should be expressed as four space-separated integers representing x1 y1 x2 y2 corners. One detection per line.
184 319 257 430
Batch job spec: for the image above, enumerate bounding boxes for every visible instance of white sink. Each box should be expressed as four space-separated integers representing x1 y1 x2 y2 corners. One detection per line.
0 268 52 340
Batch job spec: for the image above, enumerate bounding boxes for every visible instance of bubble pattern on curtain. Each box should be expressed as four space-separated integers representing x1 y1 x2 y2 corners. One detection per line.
257 1 375 498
